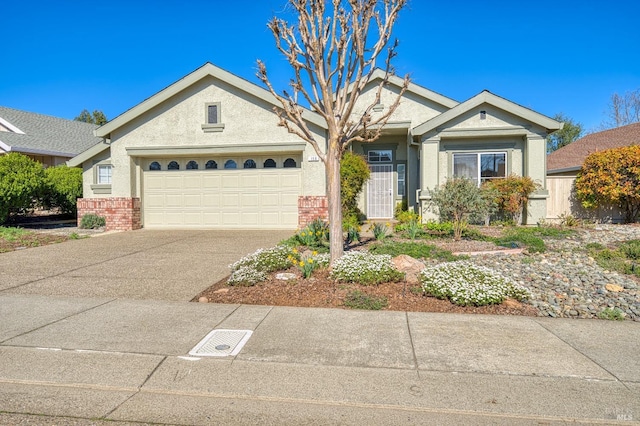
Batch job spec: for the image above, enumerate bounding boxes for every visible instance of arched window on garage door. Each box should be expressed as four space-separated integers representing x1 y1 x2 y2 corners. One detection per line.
186 160 199 170
168 161 180 170
149 161 161 171
263 158 276 168
244 159 257 169
284 158 297 168
224 160 237 169
205 160 218 169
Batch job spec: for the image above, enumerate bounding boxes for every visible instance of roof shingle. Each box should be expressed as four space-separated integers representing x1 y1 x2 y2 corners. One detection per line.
0 106 102 157
547 122 640 172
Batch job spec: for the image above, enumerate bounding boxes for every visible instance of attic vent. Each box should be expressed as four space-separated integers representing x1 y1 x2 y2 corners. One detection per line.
480 110 487 120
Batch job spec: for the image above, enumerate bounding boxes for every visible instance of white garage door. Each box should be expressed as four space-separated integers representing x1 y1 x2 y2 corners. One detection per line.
143 167 301 229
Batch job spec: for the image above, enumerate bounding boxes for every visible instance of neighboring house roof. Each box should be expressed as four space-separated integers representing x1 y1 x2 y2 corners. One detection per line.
412 90 563 137
547 122 640 173
0 106 101 158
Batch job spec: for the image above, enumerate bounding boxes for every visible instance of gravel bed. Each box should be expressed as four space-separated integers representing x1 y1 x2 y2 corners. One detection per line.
470 224 640 321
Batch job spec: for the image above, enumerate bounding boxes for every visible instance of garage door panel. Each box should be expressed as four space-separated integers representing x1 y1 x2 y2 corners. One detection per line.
242 194 259 207
261 212 280 226
222 212 241 226
261 194 279 207
164 194 183 208
202 194 220 207
241 212 259 225
183 212 203 226
241 175 260 188
164 212 185 225
183 194 202 208
143 168 300 228
261 174 280 187
222 175 240 188
281 193 299 207
280 173 302 188
222 193 239 208
164 176 183 190
202 175 221 188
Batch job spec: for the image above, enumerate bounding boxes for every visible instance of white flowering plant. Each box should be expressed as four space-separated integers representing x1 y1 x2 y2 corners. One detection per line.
228 245 296 286
420 261 531 306
330 251 404 285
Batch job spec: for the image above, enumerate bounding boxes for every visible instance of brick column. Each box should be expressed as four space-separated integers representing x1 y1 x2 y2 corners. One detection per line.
298 196 328 227
77 198 141 231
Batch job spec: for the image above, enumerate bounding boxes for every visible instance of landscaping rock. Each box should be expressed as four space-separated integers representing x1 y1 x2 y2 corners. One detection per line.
392 254 425 284
275 272 298 281
198 296 209 303
605 284 625 292
471 224 640 322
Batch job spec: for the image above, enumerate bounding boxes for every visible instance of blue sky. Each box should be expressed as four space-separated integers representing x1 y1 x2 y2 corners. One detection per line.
2 0 638 133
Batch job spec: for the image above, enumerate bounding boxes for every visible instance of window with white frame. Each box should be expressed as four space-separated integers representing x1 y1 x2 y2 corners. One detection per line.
453 152 506 185
397 164 406 196
367 150 392 163
97 164 112 184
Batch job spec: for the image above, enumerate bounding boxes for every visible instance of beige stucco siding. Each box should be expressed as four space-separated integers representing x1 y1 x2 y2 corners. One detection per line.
355 83 449 126
103 76 326 199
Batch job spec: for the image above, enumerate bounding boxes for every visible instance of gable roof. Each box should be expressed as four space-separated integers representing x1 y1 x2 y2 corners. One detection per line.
364 69 459 109
95 62 327 140
412 90 563 136
0 106 101 158
547 122 640 173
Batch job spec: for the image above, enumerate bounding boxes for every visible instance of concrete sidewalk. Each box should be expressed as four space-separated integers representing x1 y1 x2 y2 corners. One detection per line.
1 294 638 425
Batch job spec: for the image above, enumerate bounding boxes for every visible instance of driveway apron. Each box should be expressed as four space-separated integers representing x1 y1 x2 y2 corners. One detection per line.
0 229 293 301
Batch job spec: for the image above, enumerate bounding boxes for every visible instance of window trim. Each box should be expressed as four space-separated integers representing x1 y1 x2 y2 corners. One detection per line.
91 162 112 194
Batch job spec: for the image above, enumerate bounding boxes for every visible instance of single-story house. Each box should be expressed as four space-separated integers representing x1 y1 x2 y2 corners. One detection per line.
546 122 640 222
0 106 101 167
68 62 562 231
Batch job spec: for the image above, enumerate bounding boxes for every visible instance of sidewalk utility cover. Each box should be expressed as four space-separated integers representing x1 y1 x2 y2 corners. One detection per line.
189 329 253 357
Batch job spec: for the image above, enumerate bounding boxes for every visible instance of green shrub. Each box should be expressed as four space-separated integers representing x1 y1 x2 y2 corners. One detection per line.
369 241 460 262
0 226 31 242
341 152 370 219
330 251 404 285
493 226 575 253
343 215 361 244
420 262 531 306
79 214 106 229
618 240 640 260
296 218 329 247
483 175 538 224
371 222 390 241
428 178 496 240
343 290 388 310
0 153 45 223
424 220 454 237
43 165 82 214
597 307 625 321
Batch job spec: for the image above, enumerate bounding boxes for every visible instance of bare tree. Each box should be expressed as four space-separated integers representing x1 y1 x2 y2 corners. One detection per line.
601 89 640 129
257 0 409 263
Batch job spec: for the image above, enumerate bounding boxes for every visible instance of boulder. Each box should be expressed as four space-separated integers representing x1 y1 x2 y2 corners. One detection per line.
392 255 424 284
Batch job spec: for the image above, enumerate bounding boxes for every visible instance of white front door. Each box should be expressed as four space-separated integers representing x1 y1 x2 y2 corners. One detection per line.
367 164 393 219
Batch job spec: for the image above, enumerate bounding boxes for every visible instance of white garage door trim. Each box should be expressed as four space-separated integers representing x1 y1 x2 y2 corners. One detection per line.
142 167 301 229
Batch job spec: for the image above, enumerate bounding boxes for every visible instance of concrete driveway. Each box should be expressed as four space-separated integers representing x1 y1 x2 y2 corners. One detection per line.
0 229 293 301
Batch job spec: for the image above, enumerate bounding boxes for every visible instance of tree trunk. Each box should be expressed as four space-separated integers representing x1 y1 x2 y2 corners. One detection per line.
326 146 344 265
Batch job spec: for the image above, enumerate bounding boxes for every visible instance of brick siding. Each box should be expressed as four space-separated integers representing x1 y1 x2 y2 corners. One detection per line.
77 198 141 231
298 196 328 227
